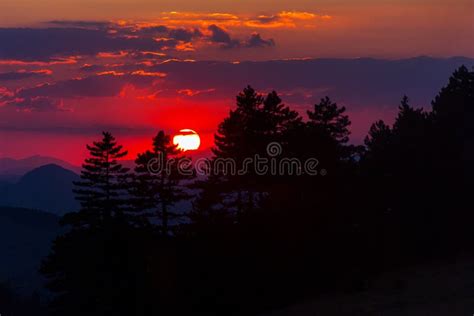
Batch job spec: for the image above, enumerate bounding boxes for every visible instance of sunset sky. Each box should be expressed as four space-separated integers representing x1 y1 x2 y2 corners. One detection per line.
0 0 473 163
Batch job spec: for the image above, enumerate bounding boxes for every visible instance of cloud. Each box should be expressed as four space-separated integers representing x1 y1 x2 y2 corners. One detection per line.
96 71 126 76
9 96 66 112
0 86 13 106
0 69 52 81
245 33 275 48
0 28 165 61
135 25 169 35
80 64 106 72
151 11 327 29
0 72 163 111
17 73 158 99
244 11 328 28
130 70 167 77
177 88 216 97
207 24 239 48
46 20 111 29
156 12 241 28
0 14 283 62
207 25 274 49
168 28 202 42
278 11 317 20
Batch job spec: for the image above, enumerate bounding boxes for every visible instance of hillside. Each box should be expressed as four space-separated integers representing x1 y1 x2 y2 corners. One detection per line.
0 164 80 215
0 206 62 295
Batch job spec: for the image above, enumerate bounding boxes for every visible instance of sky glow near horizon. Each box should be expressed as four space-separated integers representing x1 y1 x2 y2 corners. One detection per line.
0 0 473 163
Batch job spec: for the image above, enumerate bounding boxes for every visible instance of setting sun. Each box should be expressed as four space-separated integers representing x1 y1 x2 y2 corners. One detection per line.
173 129 201 151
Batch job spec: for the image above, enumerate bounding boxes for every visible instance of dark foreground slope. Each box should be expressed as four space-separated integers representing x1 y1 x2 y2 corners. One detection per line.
263 256 474 316
0 206 62 295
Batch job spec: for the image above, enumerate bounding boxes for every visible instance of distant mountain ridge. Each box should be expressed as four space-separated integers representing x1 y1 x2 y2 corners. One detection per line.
0 155 80 182
0 164 80 215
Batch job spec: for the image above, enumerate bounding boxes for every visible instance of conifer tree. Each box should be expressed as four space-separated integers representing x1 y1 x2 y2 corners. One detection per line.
41 132 151 316
302 96 357 168
209 86 301 216
62 131 130 228
431 65 474 171
130 130 194 235
307 96 351 145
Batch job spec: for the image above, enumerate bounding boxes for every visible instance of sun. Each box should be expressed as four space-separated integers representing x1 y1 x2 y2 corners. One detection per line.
173 129 201 151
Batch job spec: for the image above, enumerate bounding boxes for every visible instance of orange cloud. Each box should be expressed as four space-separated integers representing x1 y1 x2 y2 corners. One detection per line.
0 87 14 107
279 11 317 20
244 11 330 29
0 57 78 66
131 70 167 77
97 51 129 58
159 12 241 28
110 10 329 31
177 88 216 97
176 42 195 52
97 71 125 76
18 69 53 75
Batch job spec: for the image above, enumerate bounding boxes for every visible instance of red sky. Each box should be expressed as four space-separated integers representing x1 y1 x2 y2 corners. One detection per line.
0 1 473 164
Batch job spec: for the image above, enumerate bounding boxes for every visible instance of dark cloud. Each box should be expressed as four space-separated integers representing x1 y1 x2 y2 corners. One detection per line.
0 72 161 111
119 25 201 44
15 73 157 99
207 25 275 49
10 96 64 112
79 64 106 72
0 28 166 61
147 57 474 107
168 28 202 42
47 20 111 30
255 15 279 24
245 33 275 48
131 51 168 60
0 69 52 81
0 23 275 61
208 25 240 48
137 25 169 35
1 56 472 128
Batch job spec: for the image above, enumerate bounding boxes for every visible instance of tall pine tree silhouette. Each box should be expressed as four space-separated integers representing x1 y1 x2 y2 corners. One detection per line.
303 96 356 166
130 130 193 235
41 132 154 316
209 86 301 217
63 132 130 228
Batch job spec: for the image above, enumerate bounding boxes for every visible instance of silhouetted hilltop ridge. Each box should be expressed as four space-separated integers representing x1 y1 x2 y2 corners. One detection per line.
0 164 80 215
0 155 80 182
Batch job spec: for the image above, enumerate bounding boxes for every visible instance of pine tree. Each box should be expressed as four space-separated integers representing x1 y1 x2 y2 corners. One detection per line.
209 86 301 217
302 96 356 168
130 131 194 236
62 131 130 228
307 96 351 144
41 132 152 316
432 65 474 170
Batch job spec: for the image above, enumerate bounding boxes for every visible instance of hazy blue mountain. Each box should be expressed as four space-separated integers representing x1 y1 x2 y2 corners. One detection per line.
0 155 80 182
0 164 80 215
0 206 62 295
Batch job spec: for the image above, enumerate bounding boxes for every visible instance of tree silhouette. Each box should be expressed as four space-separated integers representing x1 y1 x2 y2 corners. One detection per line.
430 65 474 244
41 132 153 316
364 120 392 171
130 130 194 236
209 86 301 217
303 96 360 165
432 65 474 176
307 96 351 144
62 132 130 228
37 67 474 316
